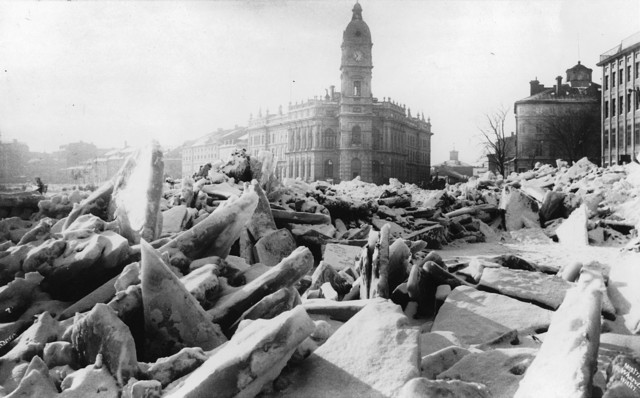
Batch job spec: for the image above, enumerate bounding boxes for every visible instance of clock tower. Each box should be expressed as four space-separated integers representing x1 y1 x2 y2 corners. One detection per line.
339 2 374 182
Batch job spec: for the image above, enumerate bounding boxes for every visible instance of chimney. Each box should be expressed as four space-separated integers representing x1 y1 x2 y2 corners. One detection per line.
330 85 335 100
555 76 562 96
529 79 542 96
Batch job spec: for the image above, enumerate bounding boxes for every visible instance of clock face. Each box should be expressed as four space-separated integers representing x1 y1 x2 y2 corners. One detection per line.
353 50 363 62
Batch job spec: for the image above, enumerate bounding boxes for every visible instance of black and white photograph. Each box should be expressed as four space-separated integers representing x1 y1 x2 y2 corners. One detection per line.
1 0 640 396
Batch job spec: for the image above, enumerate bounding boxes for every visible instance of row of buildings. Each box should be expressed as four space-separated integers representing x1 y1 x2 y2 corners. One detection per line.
182 3 433 185
493 31 640 174
184 5 639 184
0 139 181 186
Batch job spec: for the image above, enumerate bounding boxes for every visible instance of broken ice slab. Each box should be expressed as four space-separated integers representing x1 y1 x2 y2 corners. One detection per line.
253 228 297 267
140 240 227 360
110 142 165 244
479 267 616 320
207 246 313 332
432 286 552 346
514 269 603 398
163 306 314 398
271 209 331 225
159 181 259 260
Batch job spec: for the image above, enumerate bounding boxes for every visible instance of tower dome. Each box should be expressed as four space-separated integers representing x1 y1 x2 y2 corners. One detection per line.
343 2 371 44
566 61 592 88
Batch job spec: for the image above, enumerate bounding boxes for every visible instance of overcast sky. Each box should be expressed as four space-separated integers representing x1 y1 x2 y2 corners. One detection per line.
1 0 639 164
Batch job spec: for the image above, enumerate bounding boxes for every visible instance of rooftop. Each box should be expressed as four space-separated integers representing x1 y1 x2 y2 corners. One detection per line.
598 31 640 65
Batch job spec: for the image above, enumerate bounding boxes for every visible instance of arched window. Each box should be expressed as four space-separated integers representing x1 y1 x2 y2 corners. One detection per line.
373 128 382 150
324 159 333 179
351 158 361 179
351 125 361 145
324 128 336 148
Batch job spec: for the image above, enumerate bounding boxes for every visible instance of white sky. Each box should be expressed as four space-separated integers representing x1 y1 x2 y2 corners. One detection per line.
0 0 639 165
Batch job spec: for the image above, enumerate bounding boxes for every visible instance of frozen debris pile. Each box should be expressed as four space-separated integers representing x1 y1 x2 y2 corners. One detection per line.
0 149 640 397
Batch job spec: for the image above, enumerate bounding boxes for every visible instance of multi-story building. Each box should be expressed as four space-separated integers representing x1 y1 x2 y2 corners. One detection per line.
245 3 432 185
181 126 247 177
433 149 475 183
598 31 640 166
514 62 601 171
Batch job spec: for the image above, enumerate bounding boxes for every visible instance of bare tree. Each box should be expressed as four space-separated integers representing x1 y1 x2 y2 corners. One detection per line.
479 107 511 177
543 111 600 165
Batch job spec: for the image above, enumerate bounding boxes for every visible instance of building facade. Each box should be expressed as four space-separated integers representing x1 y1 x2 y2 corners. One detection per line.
514 62 601 172
598 32 640 167
181 127 248 177
433 149 475 183
241 3 433 185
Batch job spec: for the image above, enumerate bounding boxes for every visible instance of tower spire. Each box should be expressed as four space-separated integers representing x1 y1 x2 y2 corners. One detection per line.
352 2 363 21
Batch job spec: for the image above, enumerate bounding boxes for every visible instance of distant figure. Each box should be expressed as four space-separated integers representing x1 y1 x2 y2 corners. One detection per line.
193 165 203 180
165 177 176 189
194 163 212 181
35 177 47 194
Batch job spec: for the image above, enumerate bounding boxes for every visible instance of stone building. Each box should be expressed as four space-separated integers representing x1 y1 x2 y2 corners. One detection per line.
243 3 433 185
598 31 640 166
181 127 247 177
433 149 475 183
514 62 601 171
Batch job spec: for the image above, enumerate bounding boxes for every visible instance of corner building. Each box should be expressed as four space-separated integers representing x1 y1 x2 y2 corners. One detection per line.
246 3 432 185
598 32 640 166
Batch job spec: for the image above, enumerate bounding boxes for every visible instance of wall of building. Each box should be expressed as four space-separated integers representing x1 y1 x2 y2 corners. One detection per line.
599 36 640 166
515 100 600 170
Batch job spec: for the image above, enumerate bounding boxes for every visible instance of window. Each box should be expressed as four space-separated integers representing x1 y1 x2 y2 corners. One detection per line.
612 98 616 116
604 76 609 91
605 100 609 118
619 70 623 85
620 96 624 114
351 125 362 145
353 81 361 97
372 160 381 175
604 132 609 149
613 128 617 148
619 129 624 149
628 93 632 113
535 141 543 156
612 71 616 87
628 66 632 82
324 159 333 178
351 158 361 179
323 128 336 148
635 128 640 146
373 128 382 150
636 61 639 79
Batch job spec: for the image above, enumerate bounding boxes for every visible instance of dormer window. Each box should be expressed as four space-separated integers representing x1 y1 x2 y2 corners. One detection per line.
353 81 361 96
